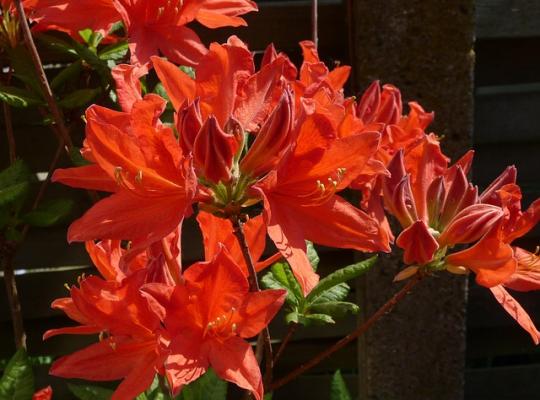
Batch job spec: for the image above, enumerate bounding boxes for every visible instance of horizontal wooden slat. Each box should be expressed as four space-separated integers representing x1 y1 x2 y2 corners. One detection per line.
465 364 540 399
475 83 540 144
472 142 540 203
475 38 540 86
197 0 347 57
476 0 540 38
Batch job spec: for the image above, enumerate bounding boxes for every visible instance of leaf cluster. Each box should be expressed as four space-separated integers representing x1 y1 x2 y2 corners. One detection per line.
262 243 378 326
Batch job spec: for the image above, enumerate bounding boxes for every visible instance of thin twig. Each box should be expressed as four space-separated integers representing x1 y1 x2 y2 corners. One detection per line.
13 0 73 150
3 67 16 163
231 215 274 390
20 140 64 241
1 237 26 349
270 274 423 391
273 322 298 366
312 0 318 48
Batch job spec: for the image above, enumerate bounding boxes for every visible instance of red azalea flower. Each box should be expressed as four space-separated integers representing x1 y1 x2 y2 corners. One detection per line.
52 94 197 253
25 0 120 40
144 246 285 400
46 270 167 400
33 386 52 400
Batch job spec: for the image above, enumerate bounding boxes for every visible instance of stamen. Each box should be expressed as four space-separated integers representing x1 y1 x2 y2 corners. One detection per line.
135 170 143 184
114 166 123 185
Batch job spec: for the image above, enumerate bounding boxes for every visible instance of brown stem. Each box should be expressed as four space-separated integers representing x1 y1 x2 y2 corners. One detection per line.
270 273 423 391
312 0 318 48
231 215 274 390
273 322 298 366
1 237 26 349
3 67 16 164
20 141 64 241
13 0 73 151
3 102 16 164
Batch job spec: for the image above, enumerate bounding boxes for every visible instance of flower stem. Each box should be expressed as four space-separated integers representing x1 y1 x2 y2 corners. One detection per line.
14 0 73 151
273 322 298 366
231 215 274 389
0 236 26 349
3 67 16 164
270 273 423 391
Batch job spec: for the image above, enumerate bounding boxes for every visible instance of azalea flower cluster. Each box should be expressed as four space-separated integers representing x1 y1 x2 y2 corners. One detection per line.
45 36 540 399
6 0 534 399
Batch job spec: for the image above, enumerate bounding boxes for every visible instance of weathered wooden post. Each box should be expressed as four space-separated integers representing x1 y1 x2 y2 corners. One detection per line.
348 1 475 399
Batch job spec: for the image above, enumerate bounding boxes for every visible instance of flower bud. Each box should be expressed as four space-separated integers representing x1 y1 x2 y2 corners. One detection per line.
193 116 239 183
438 204 504 246
480 165 517 205
396 220 439 265
439 166 469 228
176 99 203 153
356 81 381 124
240 89 294 177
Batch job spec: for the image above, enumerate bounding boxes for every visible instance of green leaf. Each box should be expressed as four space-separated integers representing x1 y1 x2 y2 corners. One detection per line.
153 83 173 110
78 29 103 48
0 85 44 107
285 311 299 324
0 207 10 229
263 393 273 400
51 60 83 90
71 42 111 84
299 313 335 326
307 256 377 303
311 283 350 304
309 301 359 319
271 262 304 306
0 160 32 207
0 160 32 189
37 33 79 58
22 198 74 227
79 28 103 50
99 41 129 61
330 370 351 400
177 369 227 400
8 45 43 95
0 349 34 400
68 383 114 400
0 182 29 208
58 88 101 109
307 241 320 271
4 226 23 243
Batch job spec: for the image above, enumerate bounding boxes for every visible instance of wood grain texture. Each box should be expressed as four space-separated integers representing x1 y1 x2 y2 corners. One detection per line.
476 0 540 38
